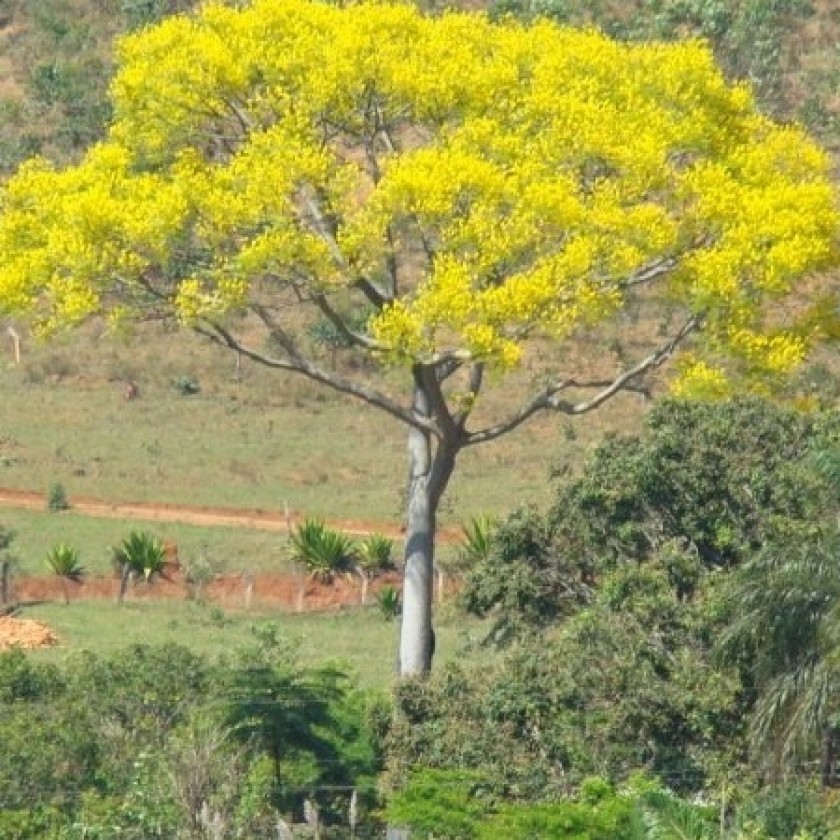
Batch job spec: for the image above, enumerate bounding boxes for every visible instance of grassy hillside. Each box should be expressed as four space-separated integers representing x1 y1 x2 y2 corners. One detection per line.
0 0 838 535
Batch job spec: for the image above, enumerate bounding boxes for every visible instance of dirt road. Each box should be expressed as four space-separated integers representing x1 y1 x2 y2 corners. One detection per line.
0 486 462 541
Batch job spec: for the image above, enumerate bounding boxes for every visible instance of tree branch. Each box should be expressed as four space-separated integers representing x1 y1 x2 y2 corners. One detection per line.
464 315 701 446
309 291 384 352
454 362 484 431
299 188 391 308
194 318 439 436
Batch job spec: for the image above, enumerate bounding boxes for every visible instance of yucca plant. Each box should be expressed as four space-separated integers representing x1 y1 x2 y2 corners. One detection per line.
112 530 167 603
46 543 84 605
357 533 396 575
290 518 356 583
458 515 499 568
356 532 396 604
377 585 401 621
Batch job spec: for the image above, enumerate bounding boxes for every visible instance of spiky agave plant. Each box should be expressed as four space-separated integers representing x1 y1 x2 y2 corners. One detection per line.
459 515 499 568
356 532 396 605
45 543 84 605
357 533 396 575
112 530 167 603
290 518 356 583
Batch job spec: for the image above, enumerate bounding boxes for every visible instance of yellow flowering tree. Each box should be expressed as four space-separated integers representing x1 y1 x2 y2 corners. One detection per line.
0 0 837 675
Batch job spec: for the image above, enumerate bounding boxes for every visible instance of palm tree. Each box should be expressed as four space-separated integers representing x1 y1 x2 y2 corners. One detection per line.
719 527 840 785
45 543 85 605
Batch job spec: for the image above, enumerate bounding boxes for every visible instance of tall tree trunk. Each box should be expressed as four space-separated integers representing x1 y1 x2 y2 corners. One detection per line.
398 378 455 677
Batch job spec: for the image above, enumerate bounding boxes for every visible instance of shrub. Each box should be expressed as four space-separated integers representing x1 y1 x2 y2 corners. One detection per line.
289 518 356 582
112 530 167 602
46 482 69 512
459 515 498 568
45 543 84 604
357 533 396 576
172 374 200 396
377 585 401 621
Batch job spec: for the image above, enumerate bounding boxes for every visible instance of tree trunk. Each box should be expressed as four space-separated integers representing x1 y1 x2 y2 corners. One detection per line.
398 377 456 677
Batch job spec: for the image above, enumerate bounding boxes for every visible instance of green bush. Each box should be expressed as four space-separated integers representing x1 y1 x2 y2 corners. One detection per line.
357 533 396 575
112 530 166 581
377 585 401 621
289 518 356 582
46 482 69 512
45 543 84 604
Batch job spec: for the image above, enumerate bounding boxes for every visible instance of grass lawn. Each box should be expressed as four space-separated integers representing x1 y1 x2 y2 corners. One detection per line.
20 600 491 689
0 509 293 575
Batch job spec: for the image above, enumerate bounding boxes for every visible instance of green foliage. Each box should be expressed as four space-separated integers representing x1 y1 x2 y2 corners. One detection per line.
387 772 730 839
0 648 64 704
735 783 835 840
45 543 84 579
458 515 499 568
463 398 840 642
289 518 356 582
357 532 396 575
460 504 591 644
217 628 380 822
46 542 85 604
377 585 401 621
0 639 378 835
112 530 166 581
390 554 741 797
386 769 491 839
476 797 641 839
0 702 101 812
47 481 70 512
719 526 840 774
171 373 200 396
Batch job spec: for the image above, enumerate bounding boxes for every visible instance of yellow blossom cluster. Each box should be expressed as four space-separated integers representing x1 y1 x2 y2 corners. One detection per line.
0 0 835 378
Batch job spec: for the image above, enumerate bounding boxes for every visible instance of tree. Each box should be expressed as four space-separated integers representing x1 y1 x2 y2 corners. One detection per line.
719 527 840 785
463 398 840 644
0 0 836 676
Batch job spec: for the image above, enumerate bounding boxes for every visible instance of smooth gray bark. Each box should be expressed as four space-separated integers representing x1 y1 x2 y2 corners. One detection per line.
398 377 456 677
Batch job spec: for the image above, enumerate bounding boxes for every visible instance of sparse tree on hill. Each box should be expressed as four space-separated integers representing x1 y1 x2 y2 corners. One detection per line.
0 0 836 675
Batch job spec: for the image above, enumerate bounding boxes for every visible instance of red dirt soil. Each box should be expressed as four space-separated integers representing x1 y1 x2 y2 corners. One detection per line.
12 568 403 612
2 570 407 649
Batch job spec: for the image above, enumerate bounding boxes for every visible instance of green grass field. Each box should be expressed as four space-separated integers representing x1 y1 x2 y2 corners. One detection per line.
1 509 292 575
20 600 490 689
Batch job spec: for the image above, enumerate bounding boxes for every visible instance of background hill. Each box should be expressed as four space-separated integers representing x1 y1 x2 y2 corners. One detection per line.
0 0 838 527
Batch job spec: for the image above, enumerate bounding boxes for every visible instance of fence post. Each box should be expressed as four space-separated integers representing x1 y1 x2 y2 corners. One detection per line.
0 559 8 604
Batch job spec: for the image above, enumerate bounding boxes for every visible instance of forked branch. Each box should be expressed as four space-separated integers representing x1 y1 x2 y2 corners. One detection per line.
464 315 701 446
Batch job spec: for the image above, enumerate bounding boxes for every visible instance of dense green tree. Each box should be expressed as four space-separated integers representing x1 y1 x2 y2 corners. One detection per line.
464 398 840 641
388 551 740 799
